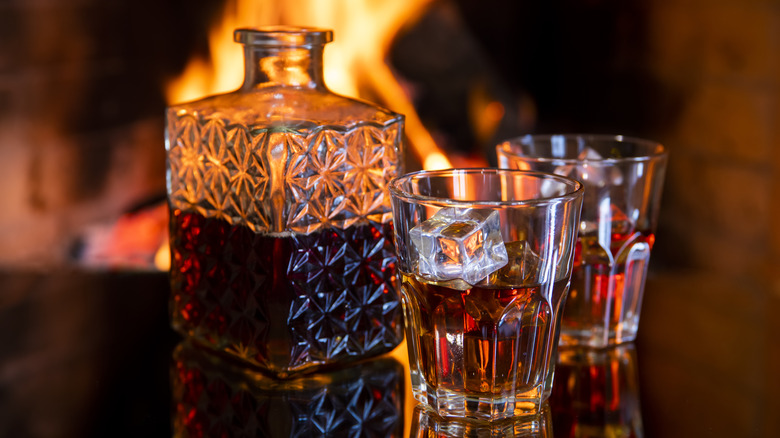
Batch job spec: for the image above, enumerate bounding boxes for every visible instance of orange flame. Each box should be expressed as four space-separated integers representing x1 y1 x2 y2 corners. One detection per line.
165 0 450 170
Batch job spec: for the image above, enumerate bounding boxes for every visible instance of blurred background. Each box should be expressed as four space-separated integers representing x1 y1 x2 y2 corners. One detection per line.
1 0 777 280
0 0 778 436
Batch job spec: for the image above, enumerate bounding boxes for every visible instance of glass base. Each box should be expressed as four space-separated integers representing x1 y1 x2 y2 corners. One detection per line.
559 322 638 349
411 372 546 422
411 403 551 436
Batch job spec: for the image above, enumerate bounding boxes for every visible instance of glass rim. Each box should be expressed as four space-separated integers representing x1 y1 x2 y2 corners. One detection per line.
497 133 668 164
389 167 584 208
234 26 333 46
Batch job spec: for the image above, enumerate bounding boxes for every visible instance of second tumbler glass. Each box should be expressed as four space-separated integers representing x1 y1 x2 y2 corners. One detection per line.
390 168 583 421
497 134 668 348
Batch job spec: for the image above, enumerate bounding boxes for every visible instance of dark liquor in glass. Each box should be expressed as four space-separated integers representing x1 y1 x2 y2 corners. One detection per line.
560 218 655 347
401 272 569 419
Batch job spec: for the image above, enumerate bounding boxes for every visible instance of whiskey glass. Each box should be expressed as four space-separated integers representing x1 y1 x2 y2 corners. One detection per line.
498 134 667 347
390 168 583 421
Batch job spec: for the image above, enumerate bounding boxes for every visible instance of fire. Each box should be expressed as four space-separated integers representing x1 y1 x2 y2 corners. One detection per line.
165 0 450 170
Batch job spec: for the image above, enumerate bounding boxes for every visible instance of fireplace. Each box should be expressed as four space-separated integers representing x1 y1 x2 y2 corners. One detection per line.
0 0 778 288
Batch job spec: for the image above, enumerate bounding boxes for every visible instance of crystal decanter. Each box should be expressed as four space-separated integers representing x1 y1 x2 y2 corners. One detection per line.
165 27 405 377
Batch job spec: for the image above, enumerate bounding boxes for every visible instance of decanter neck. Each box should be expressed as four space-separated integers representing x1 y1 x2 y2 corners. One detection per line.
236 27 331 90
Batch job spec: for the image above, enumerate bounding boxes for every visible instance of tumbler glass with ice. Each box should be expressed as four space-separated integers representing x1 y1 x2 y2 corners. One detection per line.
390 168 583 421
497 135 668 348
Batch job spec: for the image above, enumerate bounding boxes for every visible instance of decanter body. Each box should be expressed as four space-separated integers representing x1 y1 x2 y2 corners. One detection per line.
165 27 405 377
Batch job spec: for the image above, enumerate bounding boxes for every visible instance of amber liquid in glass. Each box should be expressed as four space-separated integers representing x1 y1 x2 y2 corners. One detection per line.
169 208 402 377
401 273 568 398
561 219 655 346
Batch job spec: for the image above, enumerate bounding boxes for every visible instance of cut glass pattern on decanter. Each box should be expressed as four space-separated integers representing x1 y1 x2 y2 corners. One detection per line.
168 118 402 233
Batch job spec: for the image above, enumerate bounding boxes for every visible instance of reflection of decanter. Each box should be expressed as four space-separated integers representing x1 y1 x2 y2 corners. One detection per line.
410 404 551 437
170 340 405 437
165 27 405 377
550 344 643 438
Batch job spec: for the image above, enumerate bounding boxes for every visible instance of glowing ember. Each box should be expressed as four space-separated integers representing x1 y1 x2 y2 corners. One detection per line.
78 203 169 270
154 235 170 271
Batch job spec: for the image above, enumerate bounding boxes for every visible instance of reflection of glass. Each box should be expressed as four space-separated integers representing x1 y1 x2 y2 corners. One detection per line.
390 169 583 421
170 341 405 437
550 344 643 438
411 403 551 437
497 135 667 348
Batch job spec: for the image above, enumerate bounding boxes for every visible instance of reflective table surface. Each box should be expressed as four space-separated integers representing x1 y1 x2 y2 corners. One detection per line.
1 268 778 437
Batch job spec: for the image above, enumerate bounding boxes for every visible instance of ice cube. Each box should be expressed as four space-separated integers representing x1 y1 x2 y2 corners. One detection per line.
577 146 602 160
410 208 508 285
488 240 541 285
